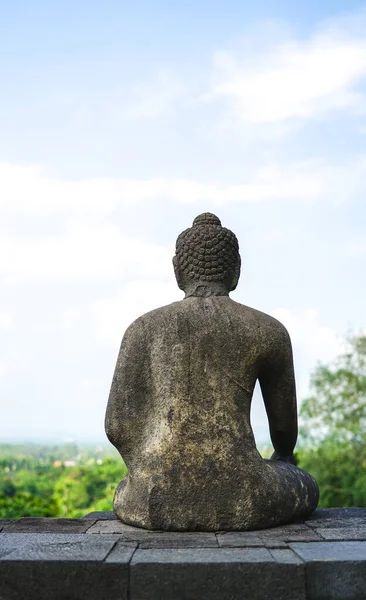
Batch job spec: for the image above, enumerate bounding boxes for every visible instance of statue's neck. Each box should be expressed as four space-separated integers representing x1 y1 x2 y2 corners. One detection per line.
184 281 229 298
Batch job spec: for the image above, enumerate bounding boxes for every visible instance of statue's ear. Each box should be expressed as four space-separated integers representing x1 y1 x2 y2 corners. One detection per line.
173 256 185 291
230 255 241 291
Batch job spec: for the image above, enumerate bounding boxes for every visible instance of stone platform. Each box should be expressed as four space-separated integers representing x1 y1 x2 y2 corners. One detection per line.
1 508 366 600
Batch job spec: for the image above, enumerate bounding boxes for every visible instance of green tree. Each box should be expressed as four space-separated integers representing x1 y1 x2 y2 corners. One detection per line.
298 438 366 507
300 334 366 444
0 492 59 518
53 468 89 516
0 444 127 518
297 333 366 508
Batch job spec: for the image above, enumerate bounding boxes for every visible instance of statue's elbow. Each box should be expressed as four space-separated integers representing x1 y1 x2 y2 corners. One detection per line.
105 414 116 444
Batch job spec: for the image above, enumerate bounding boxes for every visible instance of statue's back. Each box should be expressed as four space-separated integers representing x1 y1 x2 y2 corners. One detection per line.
105 213 319 530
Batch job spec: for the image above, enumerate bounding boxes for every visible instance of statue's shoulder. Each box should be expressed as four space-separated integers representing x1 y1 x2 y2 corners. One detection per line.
122 301 183 338
230 300 291 342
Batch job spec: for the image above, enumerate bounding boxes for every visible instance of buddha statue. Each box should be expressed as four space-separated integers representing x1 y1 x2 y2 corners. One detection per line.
105 213 319 531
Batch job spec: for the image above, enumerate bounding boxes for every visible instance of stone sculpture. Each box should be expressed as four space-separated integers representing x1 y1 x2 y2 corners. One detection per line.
105 213 319 531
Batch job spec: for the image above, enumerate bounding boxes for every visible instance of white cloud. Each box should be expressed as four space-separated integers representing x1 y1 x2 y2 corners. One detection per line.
271 307 343 398
122 71 184 120
349 239 366 256
1 155 365 287
0 224 173 283
0 363 7 380
208 18 366 125
59 308 83 330
0 162 141 215
91 279 180 345
2 158 366 220
0 312 12 330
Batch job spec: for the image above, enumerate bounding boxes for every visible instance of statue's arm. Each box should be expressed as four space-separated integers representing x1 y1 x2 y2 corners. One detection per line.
258 323 298 463
105 320 146 466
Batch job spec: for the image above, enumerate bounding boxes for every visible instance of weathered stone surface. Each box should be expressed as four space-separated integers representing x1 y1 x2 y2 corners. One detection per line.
0 535 118 561
0 538 21 558
308 517 366 529
137 533 218 549
86 520 159 537
0 562 130 600
291 539 366 559
258 539 290 549
1 513 366 599
104 540 138 562
305 508 366 530
268 548 304 564
105 213 318 531
260 523 323 543
87 520 217 547
130 547 306 600
290 542 366 600
0 535 135 600
307 508 366 522
317 527 366 540
0 533 119 558
83 511 117 520
217 523 321 548
216 532 265 547
0 533 88 557
0 519 13 532
3 517 96 533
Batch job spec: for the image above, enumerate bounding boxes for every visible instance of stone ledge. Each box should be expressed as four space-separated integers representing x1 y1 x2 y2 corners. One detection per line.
0 508 366 600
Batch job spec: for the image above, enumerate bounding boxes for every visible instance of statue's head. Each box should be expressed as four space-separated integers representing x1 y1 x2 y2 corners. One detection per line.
173 213 241 295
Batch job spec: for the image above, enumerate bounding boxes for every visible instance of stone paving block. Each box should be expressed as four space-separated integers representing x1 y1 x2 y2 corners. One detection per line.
138 532 218 549
261 539 289 549
87 520 218 547
0 561 130 600
216 532 268 548
0 533 88 558
130 547 306 600
307 508 366 521
3 513 366 600
260 524 322 544
306 517 366 530
290 542 366 600
0 520 14 532
3 517 96 533
0 535 134 600
0 534 119 561
305 508 366 530
290 540 366 562
105 540 138 562
317 527 366 541
268 548 304 564
132 546 272 565
82 511 117 520
218 524 321 549
86 519 158 536
260 535 317 549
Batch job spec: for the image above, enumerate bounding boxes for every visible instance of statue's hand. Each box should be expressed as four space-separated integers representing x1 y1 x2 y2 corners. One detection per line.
270 451 297 466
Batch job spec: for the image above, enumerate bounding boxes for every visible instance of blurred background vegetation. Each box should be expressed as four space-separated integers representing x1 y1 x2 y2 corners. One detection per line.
0 444 127 518
297 333 366 508
1 333 365 518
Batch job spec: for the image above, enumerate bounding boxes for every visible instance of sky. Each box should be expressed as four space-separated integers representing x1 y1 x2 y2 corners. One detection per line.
0 0 365 446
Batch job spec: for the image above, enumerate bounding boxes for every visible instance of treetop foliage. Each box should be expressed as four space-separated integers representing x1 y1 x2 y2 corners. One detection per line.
299 334 366 444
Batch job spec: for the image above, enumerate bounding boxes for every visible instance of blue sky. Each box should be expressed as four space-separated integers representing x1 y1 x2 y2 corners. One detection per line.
0 1 365 444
